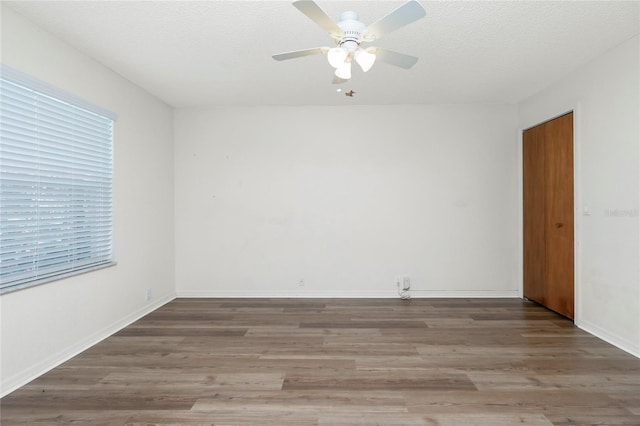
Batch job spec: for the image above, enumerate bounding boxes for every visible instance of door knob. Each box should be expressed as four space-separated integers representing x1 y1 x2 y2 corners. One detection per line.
555 222 564 228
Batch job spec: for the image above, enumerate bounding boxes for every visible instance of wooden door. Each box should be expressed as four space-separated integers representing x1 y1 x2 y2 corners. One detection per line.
523 112 574 319
523 125 546 305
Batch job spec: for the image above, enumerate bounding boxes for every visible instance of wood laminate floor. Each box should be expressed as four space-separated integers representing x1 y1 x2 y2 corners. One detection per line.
1 298 639 425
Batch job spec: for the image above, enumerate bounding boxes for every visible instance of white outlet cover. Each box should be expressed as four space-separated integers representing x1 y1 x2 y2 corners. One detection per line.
402 277 411 290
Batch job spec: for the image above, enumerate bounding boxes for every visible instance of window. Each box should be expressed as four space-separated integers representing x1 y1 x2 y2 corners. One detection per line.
0 66 116 294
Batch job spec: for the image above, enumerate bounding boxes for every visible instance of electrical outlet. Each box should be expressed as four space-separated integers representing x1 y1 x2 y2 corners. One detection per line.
145 288 152 301
395 276 410 291
402 276 410 291
298 279 304 287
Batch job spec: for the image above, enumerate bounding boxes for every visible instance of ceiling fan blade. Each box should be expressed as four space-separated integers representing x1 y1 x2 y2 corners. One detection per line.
272 47 329 61
366 0 426 40
369 47 419 69
332 75 348 84
293 0 343 39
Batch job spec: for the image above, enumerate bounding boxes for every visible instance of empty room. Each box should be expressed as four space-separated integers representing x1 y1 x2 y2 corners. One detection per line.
1 1 639 425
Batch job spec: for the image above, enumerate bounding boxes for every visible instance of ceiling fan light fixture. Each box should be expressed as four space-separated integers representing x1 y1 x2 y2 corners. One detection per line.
327 47 348 68
355 48 376 72
335 62 352 80
273 0 427 82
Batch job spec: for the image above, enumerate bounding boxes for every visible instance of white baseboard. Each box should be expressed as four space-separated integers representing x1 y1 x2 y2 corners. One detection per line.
401 290 520 298
176 289 520 298
0 292 176 398
577 319 640 358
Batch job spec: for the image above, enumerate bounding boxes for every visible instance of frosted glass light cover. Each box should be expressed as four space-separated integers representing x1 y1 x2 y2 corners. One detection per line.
355 48 376 72
334 62 352 79
327 47 348 68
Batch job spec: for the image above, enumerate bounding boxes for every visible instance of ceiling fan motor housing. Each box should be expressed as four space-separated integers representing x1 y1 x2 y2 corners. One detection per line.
337 11 367 49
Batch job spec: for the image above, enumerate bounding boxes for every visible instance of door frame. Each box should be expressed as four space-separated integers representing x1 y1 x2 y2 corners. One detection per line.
517 104 582 324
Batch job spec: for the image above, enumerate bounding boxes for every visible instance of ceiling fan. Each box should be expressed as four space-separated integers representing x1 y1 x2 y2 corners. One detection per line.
272 0 426 83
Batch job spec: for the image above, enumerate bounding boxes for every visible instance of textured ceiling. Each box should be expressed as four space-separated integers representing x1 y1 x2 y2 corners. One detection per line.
5 1 639 108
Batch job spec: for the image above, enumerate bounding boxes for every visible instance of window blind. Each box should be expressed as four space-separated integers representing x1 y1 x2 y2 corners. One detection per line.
0 70 115 294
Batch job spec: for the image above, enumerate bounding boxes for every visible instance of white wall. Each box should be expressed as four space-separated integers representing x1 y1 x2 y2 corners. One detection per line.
518 36 640 356
0 6 176 396
174 105 520 298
